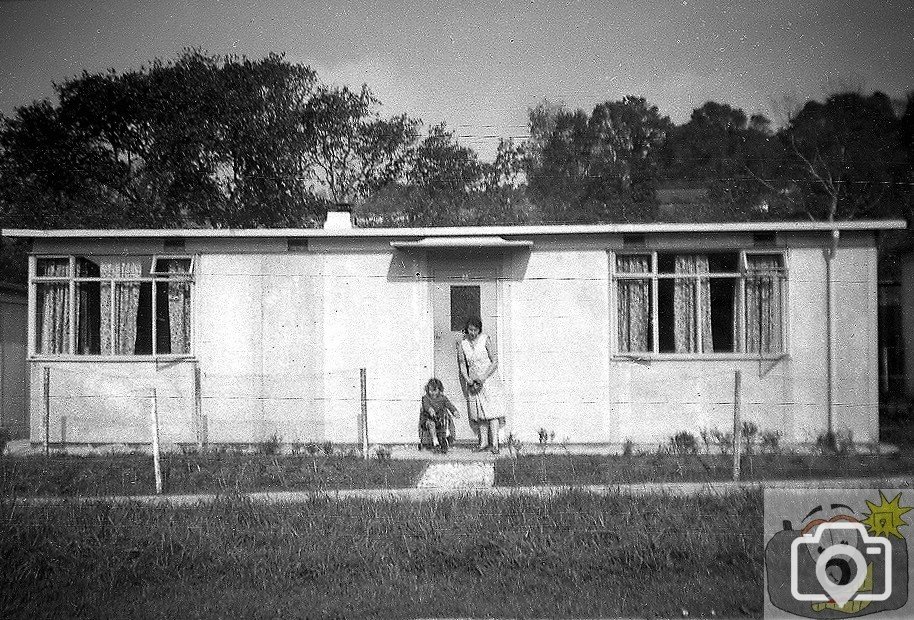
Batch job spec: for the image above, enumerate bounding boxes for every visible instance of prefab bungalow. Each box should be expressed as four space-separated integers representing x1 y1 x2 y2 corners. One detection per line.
2 214 905 449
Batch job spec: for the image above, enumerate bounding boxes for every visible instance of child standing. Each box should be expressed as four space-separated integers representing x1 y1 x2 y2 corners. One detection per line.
419 378 458 453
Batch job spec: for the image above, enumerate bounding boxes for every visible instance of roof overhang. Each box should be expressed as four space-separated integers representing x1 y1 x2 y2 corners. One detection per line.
390 236 533 250
1 219 906 239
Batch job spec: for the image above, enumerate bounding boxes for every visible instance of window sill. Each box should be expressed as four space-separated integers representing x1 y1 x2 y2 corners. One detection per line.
613 353 789 362
28 355 197 363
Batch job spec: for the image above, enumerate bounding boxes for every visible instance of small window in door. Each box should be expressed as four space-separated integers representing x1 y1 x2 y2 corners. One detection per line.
450 285 480 331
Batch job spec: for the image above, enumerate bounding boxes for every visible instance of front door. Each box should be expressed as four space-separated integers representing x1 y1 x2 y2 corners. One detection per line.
431 259 498 442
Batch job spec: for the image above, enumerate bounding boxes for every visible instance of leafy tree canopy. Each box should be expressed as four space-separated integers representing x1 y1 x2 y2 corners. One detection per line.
524 96 672 223
779 91 910 220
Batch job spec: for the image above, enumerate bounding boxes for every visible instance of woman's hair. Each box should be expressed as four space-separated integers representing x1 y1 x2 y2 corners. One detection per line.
463 316 483 334
425 377 444 393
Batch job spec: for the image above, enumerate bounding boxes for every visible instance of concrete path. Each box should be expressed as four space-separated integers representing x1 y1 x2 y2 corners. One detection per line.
11 476 914 507
416 461 495 489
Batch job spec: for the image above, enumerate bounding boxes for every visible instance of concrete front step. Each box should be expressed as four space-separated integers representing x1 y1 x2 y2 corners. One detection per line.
416 462 496 489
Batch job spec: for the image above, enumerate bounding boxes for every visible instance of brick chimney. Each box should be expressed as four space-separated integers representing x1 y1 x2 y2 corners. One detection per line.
323 203 353 229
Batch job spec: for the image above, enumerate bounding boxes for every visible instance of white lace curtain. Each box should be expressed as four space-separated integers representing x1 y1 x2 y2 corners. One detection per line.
166 262 192 354
674 255 714 353
36 260 69 354
100 260 142 355
746 255 783 354
616 255 651 352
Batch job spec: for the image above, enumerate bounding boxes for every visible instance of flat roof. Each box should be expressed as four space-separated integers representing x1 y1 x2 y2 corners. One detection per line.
1 219 906 239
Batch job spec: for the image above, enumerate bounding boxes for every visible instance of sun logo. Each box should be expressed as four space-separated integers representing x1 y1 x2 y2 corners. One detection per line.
862 491 911 540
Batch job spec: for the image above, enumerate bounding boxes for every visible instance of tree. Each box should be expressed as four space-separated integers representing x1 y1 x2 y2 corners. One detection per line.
661 101 786 219
524 97 671 222
300 84 419 204
779 91 909 220
407 123 482 194
587 96 672 206
482 138 525 192
0 50 329 231
358 129 532 227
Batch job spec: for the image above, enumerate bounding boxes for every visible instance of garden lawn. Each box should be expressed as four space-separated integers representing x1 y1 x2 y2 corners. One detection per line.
495 451 914 486
0 453 426 497
1 490 762 619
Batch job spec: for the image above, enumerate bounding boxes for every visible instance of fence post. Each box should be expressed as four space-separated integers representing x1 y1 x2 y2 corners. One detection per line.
732 369 742 482
360 368 369 460
43 367 50 457
194 365 204 448
881 346 889 394
151 388 163 494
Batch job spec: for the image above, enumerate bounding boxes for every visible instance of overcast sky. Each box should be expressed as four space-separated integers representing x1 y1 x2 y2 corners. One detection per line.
1 0 912 159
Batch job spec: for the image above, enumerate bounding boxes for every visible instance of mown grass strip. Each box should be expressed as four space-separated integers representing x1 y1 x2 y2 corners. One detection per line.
1 489 762 619
0 453 427 497
495 452 914 486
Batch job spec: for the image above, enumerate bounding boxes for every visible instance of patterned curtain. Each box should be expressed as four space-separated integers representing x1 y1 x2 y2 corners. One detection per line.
36 260 69 354
167 262 192 354
100 259 142 355
616 255 651 352
746 255 783 354
674 255 714 353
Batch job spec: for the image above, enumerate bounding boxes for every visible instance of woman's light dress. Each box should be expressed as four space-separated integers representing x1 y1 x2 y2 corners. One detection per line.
460 334 506 422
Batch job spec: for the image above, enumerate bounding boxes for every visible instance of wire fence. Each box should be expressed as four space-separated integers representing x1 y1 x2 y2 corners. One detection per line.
31 362 878 452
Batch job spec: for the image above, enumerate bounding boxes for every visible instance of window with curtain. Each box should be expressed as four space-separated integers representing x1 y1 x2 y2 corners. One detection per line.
32 255 194 356
614 251 785 356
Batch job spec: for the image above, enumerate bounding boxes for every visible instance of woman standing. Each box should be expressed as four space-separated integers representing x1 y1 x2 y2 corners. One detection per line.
457 316 506 454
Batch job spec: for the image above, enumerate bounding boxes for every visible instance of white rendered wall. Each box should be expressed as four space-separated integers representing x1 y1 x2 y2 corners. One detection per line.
506 249 611 443
28 360 196 444
319 250 430 444
601 244 876 445
23 235 880 446
194 253 326 444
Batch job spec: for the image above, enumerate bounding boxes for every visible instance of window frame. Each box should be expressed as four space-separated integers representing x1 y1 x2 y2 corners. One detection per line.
28 253 197 360
610 249 789 360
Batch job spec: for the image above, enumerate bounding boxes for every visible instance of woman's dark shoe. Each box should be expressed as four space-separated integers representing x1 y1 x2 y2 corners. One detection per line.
491 447 500 455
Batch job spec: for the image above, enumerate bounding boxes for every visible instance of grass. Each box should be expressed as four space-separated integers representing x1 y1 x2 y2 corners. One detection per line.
4 447 913 498
496 451 914 486
0 489 762 619
0 452 426 497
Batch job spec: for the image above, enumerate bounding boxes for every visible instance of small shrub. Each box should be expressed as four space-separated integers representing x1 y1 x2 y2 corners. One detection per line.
257 433 282 456
305 442 320 456
375 445 392 461
0 426 11 457
816 430 855 455
621 438 634 457
741 421 759 456
710 429 734 457
505 432 523 457
760 430 782 455
668 431 698 456
699 429 713 455
537 428 555 445
321 441 334 456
